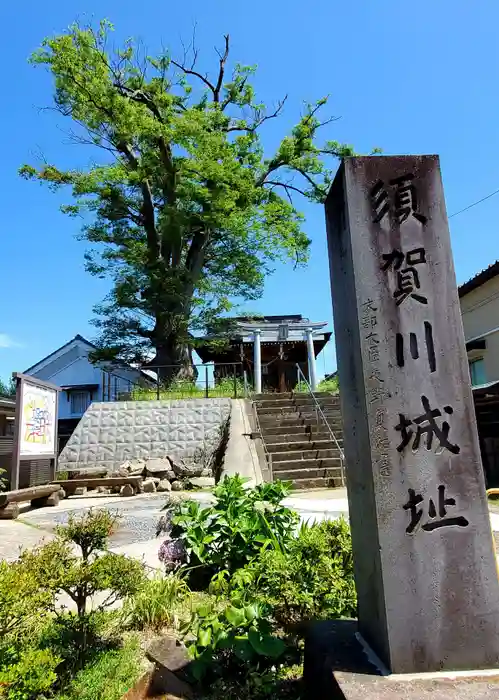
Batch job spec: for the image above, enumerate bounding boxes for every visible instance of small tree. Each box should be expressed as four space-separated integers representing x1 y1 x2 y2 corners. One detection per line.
19 510 145 656
0 377 15 398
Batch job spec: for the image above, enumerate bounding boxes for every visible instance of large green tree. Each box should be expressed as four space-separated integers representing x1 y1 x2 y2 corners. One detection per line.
21 20 359 380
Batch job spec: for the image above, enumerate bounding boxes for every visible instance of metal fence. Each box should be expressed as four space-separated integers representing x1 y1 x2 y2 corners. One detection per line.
102 362 246 402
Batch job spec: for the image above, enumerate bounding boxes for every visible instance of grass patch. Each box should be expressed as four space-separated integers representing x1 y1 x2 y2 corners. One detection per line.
123 572 191 631
54 634 144 700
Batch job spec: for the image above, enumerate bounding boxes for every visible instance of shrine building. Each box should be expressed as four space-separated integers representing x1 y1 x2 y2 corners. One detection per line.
196 314 331 393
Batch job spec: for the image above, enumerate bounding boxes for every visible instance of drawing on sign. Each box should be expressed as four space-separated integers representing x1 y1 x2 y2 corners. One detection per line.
403 485 469 534
370 174 427 225
20 382 57 456
396 322 436 372
382 248 428 306
395 396 460 455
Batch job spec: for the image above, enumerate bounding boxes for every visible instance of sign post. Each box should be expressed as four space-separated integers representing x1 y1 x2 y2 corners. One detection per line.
325 156 499 673
11 373 60 490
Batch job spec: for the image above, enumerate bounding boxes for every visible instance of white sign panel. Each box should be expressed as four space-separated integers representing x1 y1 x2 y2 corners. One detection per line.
19 381 57 456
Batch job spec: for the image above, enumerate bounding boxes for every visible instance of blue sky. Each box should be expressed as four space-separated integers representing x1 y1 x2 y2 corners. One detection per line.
1 0 498 381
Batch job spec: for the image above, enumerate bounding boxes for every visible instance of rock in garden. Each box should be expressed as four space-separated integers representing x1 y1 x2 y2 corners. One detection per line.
110 467 130 478
145 457 174 478
171 480 184 491
142 479 157 493
167 456 204 478
157 479 172 493
201 468 212 477
120 483 135 497
164 492 183 507
187 476 215 489
74 486 87 496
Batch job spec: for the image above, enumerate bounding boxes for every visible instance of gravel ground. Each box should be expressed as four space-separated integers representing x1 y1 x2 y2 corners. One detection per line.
21 494 169 547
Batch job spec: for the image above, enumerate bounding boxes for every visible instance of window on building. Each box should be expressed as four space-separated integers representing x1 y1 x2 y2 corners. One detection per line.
469 358 486 387
70 391 91 415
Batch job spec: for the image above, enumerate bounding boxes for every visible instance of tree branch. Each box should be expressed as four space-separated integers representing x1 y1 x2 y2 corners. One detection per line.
213 35 230 102
170 60 217 95
264 180 308 201
117 141 161 263
226 95 288 132
295 167 326 196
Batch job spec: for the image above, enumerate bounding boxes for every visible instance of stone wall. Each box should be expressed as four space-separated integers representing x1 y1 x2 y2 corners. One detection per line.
58 399 231 472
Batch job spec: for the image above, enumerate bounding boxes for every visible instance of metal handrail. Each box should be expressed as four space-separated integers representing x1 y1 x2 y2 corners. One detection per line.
295 363 346 486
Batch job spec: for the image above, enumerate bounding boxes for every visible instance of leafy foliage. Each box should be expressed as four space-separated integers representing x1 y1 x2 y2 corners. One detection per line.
161 475 298 586
0 559 61 700
243 518 356 629
21 20 361 373
0 646 61 700
18 510 145 657
183 600 289 683
122 572 190 630
0 560 53 640
317 375 339 393
0 378 15 398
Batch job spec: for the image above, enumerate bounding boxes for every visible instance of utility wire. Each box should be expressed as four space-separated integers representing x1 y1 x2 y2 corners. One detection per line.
449 187 499 219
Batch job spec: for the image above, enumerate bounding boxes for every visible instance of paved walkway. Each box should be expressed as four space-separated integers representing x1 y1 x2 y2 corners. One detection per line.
2 488 499 569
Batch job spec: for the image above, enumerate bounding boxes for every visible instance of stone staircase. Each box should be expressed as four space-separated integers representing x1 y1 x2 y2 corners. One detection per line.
253 392 345 490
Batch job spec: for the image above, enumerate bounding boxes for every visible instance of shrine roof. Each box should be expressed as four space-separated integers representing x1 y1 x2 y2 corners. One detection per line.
458 261 499 298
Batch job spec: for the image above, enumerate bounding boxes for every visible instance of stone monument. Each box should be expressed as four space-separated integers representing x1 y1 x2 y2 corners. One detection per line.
325 155 499 674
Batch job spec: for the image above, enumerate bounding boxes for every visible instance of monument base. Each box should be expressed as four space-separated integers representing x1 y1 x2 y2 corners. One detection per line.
303 620 499 700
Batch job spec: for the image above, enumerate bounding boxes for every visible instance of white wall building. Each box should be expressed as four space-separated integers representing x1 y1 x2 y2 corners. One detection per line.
24 335 148 450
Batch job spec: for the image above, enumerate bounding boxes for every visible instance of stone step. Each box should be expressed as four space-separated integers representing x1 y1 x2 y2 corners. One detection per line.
258 406 342 420
263 428 339 441
258 413 343 427
266 439 338 453
271 447 342 462
259 420 343 435
253 391 336 401
256 400 340 412
272 465 344 482
286 476 344 490
271 457 343 471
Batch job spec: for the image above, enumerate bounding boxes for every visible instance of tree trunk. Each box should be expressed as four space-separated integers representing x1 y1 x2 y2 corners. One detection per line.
148 331 197 384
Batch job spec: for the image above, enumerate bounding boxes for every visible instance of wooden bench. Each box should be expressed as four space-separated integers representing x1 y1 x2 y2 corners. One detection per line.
55 476 143 497
0 484 62 520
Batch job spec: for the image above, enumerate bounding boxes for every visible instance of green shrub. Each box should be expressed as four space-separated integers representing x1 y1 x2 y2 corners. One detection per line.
161 476 299 587
183 601 289 683
18 510 145 658
123 572 190 630
54 635 143 700
0 555 61 699
241 518 356 629
0 646 61 700
0 560 53 640
317 376 339 393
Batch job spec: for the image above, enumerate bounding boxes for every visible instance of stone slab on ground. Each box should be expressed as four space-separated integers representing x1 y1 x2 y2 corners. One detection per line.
333 672 499 699
303 620 499 700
